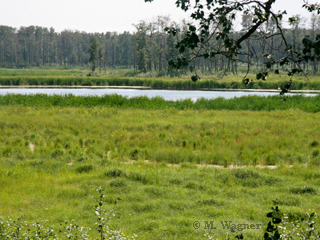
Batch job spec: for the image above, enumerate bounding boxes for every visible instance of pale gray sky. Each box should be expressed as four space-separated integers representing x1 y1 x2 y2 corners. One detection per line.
0 0 317 33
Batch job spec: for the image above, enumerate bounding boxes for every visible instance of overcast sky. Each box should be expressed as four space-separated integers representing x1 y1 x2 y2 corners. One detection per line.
0 0 318 33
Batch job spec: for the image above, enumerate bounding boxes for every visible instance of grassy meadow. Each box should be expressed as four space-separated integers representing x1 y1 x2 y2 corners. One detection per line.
0 97 320 239
0 68 88 76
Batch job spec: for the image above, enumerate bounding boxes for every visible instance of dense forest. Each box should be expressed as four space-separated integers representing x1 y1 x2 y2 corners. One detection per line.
1 14 320 75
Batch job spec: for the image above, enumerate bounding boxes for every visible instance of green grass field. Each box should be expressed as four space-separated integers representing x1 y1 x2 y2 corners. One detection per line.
0 100 320 239
0 68 88 76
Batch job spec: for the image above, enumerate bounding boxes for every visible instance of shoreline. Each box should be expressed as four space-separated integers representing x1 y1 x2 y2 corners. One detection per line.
0 85 319 93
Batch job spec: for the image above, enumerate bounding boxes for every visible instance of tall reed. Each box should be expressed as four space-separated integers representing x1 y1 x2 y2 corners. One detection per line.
0 94 319 112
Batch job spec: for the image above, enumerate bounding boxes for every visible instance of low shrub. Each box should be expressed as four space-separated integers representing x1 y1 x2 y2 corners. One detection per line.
105 169 126 178
289 186 317 194
75 164 94 173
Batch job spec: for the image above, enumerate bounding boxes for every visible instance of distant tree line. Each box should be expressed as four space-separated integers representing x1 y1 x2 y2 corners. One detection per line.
1 15 320 74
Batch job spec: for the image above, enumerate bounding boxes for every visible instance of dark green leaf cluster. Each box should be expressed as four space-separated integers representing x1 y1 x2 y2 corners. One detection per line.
303 2 320 14
301 35 320 62
146 0 320 95
279 80 293 95
264 204 283 240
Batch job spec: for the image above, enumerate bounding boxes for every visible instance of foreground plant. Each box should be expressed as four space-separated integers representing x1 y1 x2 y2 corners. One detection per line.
0 187 136 240
95 186 137 240
0 217 57 239
205 200 320 239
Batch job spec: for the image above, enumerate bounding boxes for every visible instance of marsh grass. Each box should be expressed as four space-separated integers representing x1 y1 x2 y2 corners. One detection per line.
0 105 320 239
1 74 320 90
3 67 320 91
1 159 320 239
1 94 320 113
0 105 320 166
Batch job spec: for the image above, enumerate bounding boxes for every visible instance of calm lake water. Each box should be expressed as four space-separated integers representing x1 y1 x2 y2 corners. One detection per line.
0 88 316 101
